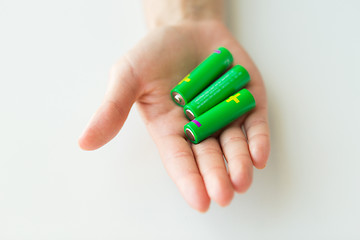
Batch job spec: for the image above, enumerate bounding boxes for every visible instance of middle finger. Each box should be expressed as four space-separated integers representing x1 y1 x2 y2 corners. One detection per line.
191 138 234 206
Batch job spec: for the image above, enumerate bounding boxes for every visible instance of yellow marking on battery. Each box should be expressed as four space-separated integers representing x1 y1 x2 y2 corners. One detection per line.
178 74 191 85
226 93 241 103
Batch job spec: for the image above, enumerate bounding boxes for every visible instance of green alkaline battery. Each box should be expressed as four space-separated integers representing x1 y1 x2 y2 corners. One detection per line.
170 47 233 106
184 89 256 144
183 65 250 120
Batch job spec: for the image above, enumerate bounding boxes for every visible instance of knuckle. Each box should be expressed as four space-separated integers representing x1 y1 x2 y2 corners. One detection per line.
105 99 126 117
228 152 251 162
222 135 247 148
169 150 194 162
248 118 268 130
194 147 221 158
248 132 270 142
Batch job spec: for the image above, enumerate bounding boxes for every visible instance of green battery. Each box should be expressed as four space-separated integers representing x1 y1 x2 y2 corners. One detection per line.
184 89 256 144
183 65 250 120
170 47 233 106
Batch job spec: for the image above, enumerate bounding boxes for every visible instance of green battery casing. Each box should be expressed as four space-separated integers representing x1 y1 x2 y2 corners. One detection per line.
170 47 233 106
184 89 256 144
183 65 250 120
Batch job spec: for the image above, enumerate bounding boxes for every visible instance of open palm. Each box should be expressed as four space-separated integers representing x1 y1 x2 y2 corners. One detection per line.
79 20 270 212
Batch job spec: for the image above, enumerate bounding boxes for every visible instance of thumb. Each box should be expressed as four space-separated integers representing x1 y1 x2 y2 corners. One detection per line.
78 57 141 150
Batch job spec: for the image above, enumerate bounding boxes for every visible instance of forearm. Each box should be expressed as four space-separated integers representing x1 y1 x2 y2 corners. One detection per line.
143 0 224 29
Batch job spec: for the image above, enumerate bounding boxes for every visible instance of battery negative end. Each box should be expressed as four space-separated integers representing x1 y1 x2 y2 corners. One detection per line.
185 109 195 120
185 128 195 142
172 92 185 106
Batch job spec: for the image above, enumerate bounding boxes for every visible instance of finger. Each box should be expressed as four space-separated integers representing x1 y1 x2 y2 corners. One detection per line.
78 56 141 150
239 57 270 169
192 138 234 206
244 107 270 169
219 124 253 193
148 114 210 212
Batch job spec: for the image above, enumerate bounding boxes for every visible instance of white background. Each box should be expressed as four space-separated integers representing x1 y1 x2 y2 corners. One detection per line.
1 0 360 239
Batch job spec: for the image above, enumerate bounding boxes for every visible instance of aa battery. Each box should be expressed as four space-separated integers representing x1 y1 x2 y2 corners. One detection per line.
170 47 233 106
184 89 256 144
183 65 250 120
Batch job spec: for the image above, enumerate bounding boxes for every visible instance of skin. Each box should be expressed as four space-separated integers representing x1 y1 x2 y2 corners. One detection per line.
78 1 270 212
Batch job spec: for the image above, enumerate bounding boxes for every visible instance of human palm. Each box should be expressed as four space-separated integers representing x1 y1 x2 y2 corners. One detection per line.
79 20 270 212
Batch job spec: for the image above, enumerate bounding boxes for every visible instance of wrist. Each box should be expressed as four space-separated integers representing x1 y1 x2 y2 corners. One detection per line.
143 0 224 29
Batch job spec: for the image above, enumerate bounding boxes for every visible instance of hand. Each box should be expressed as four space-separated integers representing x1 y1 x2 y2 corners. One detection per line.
78 19 270 212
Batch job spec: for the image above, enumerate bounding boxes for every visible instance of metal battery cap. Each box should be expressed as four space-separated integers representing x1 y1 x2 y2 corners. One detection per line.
185 109 195 120
172 91 185 106
185 128 196 142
